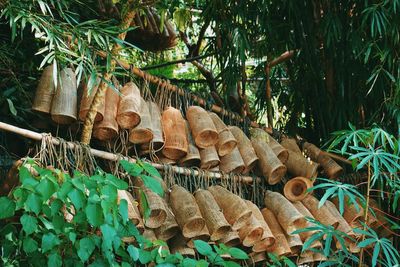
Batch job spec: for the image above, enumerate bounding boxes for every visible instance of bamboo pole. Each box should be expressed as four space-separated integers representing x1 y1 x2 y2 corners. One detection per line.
0 122 257 184
80 1 136 144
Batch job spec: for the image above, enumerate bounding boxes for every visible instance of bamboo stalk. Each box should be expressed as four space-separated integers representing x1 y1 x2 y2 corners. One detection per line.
0 122 257 184
80 1 136 144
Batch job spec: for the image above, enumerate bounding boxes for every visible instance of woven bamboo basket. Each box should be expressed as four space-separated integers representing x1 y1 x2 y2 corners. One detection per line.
285 149 319 178
137 188 167 229
280 137 302 153
194 189 231 241
251 139 287 185
169 232 195 257
208 112 237 156
303 142 343 179
129 98 153 144
261 208 292 257
220 230 241 247
117 190 143 227
50 68 77 124
186 106 218 148
247 252 267 265
246 200 275 250
169 185 205 239
219 147 245 174
313 253 327 262
297 253 314 265
161 107 188 160
116 82 141 129
134 176 168 198
283 176 314 201
79 78 104 122
267 135 289 163
208 185 251 230
285 233 303 255
302 195 339 229
250 128 269 143
264 191 306 234
32 65 55 114
291 201 319 241
229 126 258 174
154 203 179 241
93 86 119 140
179 121 201 167
332 197 364 228
148 101 164 150
187 225 210 248
157 153 177 165
199 146 220 169
238 213 264 247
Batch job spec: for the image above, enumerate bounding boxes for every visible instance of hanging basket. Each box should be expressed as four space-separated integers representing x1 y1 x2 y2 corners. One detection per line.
154 201 179 241
194 189 231 241
148 101 164 150
301 195 339 229
199 146 220 169
285 233 303 256
267 135 289 163
187 225 210 248
208 185 251 230
79 78 104 122
261 208 292 257
264 191 306 235
280 137 302 153
50 68 78 124
283 176 314 201
284 150 319 178
291 201 321 242
117 190 144 230
297 253 314 265
117 82 141 129
303 142 343 179
179 120 201 167
186 106 218 148
246 200 275 251
332 197 364 228
208 113 237 156
161 107 188 160
169 232 195 257
238 202 265 247
129 98 154 144
219 147 245 174
247 252 267 265
93 86 119 140
229 126 258 174
137 187 167 229
169 185 205 239
32 65 55 114
251 138 287 185
220 230 241 247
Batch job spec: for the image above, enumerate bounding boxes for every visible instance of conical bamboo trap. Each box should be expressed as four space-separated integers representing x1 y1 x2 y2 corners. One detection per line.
283 176 314 201
129 98 153 144
169 185 205 238
32 65 55 114
219 147 245 174
117 82 141 129
199 146 220 169
50 68 78 124
229 126 258 174
137 187 167 229
208 112 237 156
186 106 218 148
79 78 104 122
179 120 201 167
93 85 119 140
194 189 231 241
280 137 302 153
285 149 319 178
301 194 340 229
147 101 164 150
154 201 179 241
161 107 188 160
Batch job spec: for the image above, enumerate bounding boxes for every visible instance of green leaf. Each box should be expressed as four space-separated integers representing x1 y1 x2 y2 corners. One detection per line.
50 199 63 216
228 247 248 259
140 175 164 197
36 178 56 201
26 194 42 215
19 166 38 187
101 184 118 203
141 161 161 178
7 98 17 115
372 242 380 267
357 238 375 248
41 232 60 252
20 214 38 235
58 181 73 201
69 232 77 244
23 237 38 253
100 224 117 249
119 199 128 223
138 249 152 264
72 177 86 192
78 237 96 262
194 240 213 256
181 258 199 267
105 174 128 190
85 203 103 227
48 252 62 267
225 261 241 267
120 160 143 176
0 197 16 219
68 189 85 210
127 245 139 261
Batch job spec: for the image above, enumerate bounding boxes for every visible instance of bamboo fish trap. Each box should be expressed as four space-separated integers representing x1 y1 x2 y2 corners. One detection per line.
137 187 167 229
147 101 164 150
280 137 302 153
169 185 205 238
32 65 55 114
219 147 245 174
169 232 195 257
251 128 288 163
186 106 218 148
208 112 237 156
117 190 144 231
154 201 179 241
251 138 287 185
116 82 141 129
208 185 251 230
79 78 104 122
229 126 258 174
129 98 153 144
50 68 78 124
285 149 319 178
179 121 201 167
238 211 264 247
161 107 188 160
199 146 220 169
301 194 339 229
194 189 231 241
283 176 314 201
187 225 211 248
93 85 119 140
220 230 241 247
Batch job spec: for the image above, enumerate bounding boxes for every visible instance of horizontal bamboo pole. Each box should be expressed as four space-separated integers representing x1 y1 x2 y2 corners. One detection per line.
0 122 257 184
